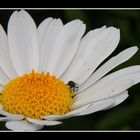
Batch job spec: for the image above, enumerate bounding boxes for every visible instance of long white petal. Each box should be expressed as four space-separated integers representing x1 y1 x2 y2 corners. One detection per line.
46 19 86 78
72 80 133 109
103 90 129 110
0 25 18 79
61 27 120 85
73 98 114 116
92 66 140 90
38 17 53 42
42 105 98 121
60 25 106 82
42 91 128 121
0 106 24 119
73 91 128 116
8 10 39 76
27 118 62 126
0 115 24 122
5 120 43 131
43 104 93 121
42 115 65 121
38 18 63 73
0 106 24 121
76 25 106 50
43 91 128 120
75 65 140 104
80 46 138 92
0 68 10 86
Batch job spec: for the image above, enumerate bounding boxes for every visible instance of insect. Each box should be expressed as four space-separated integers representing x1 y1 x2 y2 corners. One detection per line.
67 81 79 93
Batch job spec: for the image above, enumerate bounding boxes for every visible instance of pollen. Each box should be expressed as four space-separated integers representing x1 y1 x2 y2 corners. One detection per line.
0 70 74 119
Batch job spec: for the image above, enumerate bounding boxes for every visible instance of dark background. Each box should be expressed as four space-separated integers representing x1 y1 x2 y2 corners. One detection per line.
0 9 140 130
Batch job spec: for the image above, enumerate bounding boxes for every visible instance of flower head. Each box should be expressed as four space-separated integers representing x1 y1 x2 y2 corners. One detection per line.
0 10 139 131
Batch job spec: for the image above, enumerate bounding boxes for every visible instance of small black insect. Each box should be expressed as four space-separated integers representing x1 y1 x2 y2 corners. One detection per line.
67 81 79 93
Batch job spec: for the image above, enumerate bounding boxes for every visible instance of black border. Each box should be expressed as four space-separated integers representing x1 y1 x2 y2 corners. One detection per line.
0 0 140 8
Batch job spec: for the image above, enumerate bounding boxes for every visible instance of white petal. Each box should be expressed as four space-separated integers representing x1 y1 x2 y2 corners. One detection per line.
103 90 129 110
64 98 113 117
61 27 120 85
73 98 114 116
8 10 39 76
0 106 24 121
0 109 24 123
113 91 129 106
38 17 53 41
43 115 72 121
77 25 106 49
92 66 140 90
38 18 63 73
5 120 43 131
43 103 107 121
73 91 128 116
80 46 138 92
43 105 93 120
27 118 62 126
75 65 140 104
0 115 24 122
0 117 9 121
46 19 86 78
43 90 129 120
42 115 65 121
0 68 10 85
72 80 133 109
60 25 106 82
0 25 18 79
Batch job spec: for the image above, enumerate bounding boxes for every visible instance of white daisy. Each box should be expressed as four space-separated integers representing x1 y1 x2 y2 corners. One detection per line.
0 10 139 131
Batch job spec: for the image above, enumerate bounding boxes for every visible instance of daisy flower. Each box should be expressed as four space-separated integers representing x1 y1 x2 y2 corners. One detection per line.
0 10 139 131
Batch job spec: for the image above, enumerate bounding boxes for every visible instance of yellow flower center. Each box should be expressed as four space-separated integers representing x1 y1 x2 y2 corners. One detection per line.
0 70 74 119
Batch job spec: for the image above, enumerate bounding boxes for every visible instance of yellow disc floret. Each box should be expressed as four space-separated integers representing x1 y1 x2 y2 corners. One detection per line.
0 70 74 119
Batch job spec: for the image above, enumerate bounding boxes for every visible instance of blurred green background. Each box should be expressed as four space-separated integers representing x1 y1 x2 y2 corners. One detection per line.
0 9 140 130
